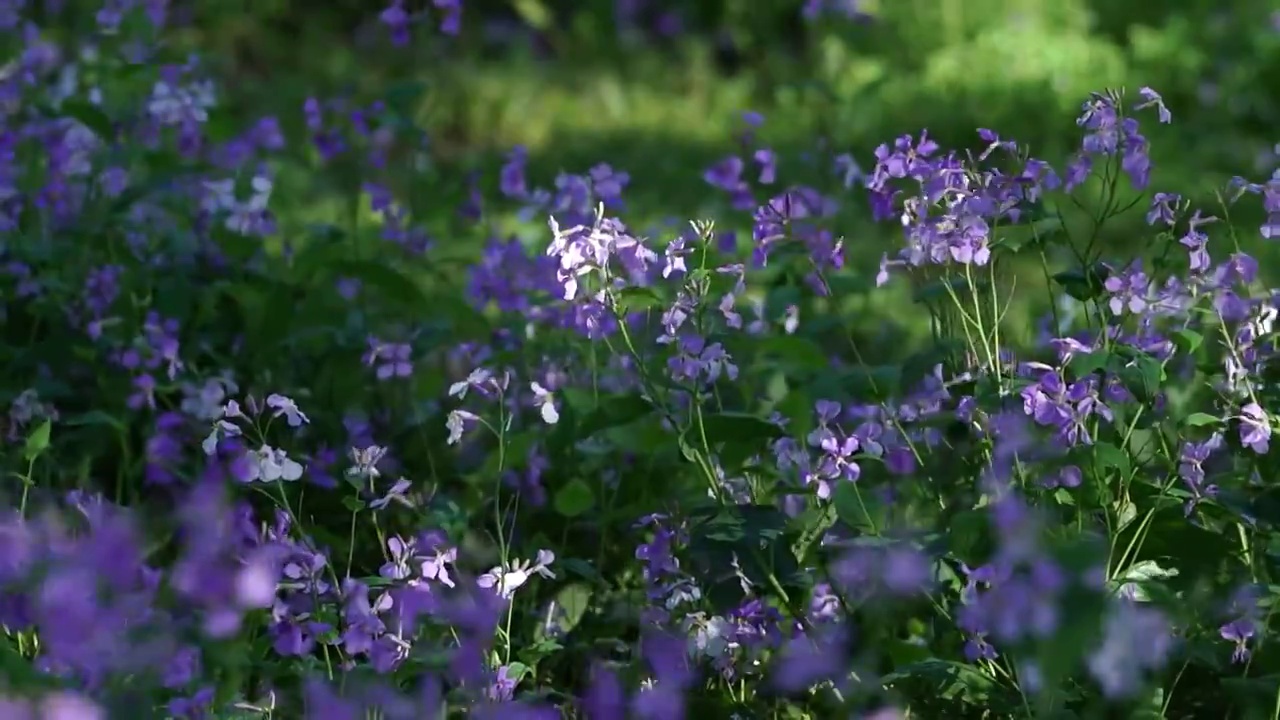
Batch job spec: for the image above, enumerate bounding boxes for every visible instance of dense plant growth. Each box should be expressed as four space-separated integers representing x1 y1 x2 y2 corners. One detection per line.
3 2 1280 718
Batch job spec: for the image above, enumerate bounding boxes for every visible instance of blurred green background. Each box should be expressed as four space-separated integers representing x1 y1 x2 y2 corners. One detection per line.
169 0 1280 332
180 0 1280 179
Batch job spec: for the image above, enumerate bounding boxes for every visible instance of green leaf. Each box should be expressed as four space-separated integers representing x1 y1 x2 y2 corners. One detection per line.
881 659 999 703
1052 264 1110 302
383 79 430 115
559 558 604 582
694 412 786 471
1171 329 1203 355
512 0 553 30
479 432 536 480
613 286 664 314
552 478 595 518
342 260 430 308
832 482 886 534
945 509 989 561
1093 442 1131 477
547 582 593 635
992 217 1062 252
504 661 532 683
900 339 966 392
1111 559 1179 602
912 277 991 305
23 419 51 462
596 415 672 455
817 365 900 401
1067 350 1111 378
754 335 828 372
341 495 366 512
56 100 113 139
62 410 124 432
574 392 655 434
213 227 262 264
1183 412 1220 428
1119 354 1165 402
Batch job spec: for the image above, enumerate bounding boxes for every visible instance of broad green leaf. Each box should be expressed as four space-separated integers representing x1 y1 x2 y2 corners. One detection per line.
552 478 595 518
832 482 887 534
341 260 430 308
512 0 553 29
1171 329 1203 354
693 411 786 471
1111 559 1179 602
992 217 1062 252
1052 264 1109 302
504 661 532 683
574 392 654 434
548 582 592 635
613 286 664 314
754 335 828 372
56 100 113 139
1067 350 1110 377
1183 412 1220 427
1092 442 1131 476
62 411 124 432
1118 354 1165 402
23 419 51 462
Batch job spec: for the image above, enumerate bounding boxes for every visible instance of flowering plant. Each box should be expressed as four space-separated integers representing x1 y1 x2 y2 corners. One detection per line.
1 3 1279 719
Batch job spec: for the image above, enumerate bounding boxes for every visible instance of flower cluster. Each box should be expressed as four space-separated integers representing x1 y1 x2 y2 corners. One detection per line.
3 1 1280 718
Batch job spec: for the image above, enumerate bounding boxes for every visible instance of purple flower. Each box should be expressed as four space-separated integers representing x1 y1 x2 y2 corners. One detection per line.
365 338 413 380
1087 601 1173 698
380 1 411 45
1220 618 1255 664
486 665 519 702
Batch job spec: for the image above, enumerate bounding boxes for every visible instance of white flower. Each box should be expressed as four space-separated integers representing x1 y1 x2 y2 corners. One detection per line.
530 382 559 425
783 304 800 334
246 174 273 211
476 549 556 599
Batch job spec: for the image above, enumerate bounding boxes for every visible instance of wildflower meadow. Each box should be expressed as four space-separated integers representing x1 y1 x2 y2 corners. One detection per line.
3 1 1280 718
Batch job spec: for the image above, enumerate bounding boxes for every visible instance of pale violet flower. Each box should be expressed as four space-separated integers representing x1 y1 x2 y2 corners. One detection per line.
449 368 494 399
147 79 215 125
347 445 388 480
688 614 738 660
1239 402 1272 455
202 418 242 455
227 175 273 234
201 178 235 213
241 445 303 483
370 477 413 510
446 409 478 445
266 393 309 428
181 377 238 421
477 549 556 599
235 549 280 609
